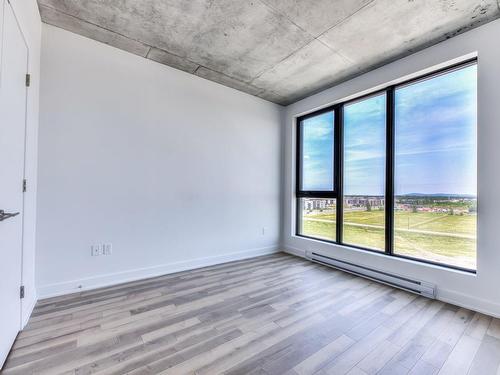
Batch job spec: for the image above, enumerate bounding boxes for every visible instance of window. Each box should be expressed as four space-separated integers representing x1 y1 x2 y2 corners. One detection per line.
297 198 337 241
298 111 335 192
394 64 477 269
296 110 337 241
296 60 477 272
343 94 386 251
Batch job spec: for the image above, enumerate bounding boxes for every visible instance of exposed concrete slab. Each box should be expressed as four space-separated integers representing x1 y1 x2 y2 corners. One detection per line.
39 5 150 57
255 90 289 106
38 0 500 105
38 0 211 56
261 0 373 36
38 0 312 83
179 1 313 83
318 0 500 75
252 39 358 105
147 48 199 74
194 67 263 97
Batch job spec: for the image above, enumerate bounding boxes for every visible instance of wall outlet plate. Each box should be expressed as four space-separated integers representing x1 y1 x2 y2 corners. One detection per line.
103 243 112 255
91 245 101 256
91 243 112 256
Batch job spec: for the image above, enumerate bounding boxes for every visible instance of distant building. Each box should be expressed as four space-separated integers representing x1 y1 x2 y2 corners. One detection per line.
302 196 474 215
302 197 386 212
303 199 336 211
344 196 385 209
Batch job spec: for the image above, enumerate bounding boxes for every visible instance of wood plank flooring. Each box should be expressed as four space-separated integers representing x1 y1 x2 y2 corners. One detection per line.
2 253 500 374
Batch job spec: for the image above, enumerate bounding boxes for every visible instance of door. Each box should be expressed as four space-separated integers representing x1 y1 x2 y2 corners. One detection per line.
0 0 28 368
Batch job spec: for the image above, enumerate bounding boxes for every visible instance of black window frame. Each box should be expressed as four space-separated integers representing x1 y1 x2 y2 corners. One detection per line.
296 106 338 198
295 58 477 273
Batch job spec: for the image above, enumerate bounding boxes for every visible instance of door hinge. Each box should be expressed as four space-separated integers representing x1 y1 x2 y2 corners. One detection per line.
20 286 25 299
25 74 31 87
23 179 27 192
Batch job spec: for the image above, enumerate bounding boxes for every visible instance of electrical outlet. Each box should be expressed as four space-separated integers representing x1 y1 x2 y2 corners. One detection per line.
91 245 102 256
91 243 112 256
103 243 112 255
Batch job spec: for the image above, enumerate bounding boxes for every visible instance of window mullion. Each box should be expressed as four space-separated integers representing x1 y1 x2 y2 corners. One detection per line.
335 104 344 244
385 87 395 255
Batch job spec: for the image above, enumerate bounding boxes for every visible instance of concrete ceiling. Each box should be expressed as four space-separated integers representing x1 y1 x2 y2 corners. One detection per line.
38 0 500 105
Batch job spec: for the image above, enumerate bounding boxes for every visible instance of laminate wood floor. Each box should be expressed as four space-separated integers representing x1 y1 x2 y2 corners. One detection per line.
3 253 500 375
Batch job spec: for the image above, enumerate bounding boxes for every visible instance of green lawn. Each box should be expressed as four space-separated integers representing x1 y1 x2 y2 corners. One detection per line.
300 219 386 251
346 210 385 226
301 220 336 242
395 212 448 229
344 225 385 251
308 210 476 234
300 210 476 269
394 231 475 266
402 213 476 235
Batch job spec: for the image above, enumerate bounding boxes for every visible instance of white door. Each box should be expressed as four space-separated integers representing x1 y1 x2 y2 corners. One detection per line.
0 0 28 368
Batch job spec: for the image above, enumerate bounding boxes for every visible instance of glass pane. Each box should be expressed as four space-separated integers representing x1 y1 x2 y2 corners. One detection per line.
343 94 386 251
300 111 334 191
297 198 336 241
394 64 477 270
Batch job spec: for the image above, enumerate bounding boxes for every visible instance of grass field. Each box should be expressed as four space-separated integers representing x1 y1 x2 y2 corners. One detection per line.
300 210 476 269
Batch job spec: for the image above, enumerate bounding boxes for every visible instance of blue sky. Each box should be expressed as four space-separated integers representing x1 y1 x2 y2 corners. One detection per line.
301 111 334 190
395 65 477 195
302 64 477 196
344 93 386 196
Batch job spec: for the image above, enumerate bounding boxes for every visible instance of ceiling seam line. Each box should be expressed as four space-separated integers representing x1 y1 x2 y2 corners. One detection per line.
253 0 374 77
257 0 316 39
313 38 355 64
314 0 377 40
249 37 315 85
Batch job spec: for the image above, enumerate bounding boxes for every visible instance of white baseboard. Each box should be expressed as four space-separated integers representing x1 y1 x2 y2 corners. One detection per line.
437 288 500 319
283 245 307 258
283 245 500 318
37 245 281 299
21 293 37 329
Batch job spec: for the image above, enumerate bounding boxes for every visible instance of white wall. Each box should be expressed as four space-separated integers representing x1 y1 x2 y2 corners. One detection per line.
283 19 500 317
37 25 282 298
8 0 41 326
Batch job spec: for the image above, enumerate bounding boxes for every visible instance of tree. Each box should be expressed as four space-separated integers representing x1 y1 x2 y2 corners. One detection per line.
366 201 372 212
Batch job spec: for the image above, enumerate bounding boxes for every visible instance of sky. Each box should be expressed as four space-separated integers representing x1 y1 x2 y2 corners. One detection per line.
301 111 334 191
344 93 386 196
301 64 477 196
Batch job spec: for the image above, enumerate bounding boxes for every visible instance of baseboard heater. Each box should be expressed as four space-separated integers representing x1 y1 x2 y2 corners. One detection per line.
306 251 436 299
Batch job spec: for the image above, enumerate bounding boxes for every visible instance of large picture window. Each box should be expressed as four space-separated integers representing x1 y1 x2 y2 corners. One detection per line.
296 60 477 271
394 64 477 269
